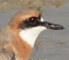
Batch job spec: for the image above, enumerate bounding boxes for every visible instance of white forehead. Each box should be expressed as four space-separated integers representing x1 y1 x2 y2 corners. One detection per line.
40 17 45 22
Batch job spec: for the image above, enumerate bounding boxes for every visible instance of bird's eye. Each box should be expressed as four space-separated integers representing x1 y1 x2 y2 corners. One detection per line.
28 17 37 24
27 14 42 24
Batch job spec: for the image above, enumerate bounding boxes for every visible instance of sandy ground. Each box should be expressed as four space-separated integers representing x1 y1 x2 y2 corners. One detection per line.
0 1 69 60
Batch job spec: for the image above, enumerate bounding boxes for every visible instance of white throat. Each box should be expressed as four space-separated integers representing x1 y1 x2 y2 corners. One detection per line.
19 26 46 47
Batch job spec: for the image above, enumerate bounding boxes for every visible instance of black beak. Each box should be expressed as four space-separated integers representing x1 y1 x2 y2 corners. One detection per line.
43 21 65 30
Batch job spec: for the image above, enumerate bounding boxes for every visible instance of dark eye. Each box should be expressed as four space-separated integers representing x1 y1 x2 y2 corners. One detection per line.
28 17 37 24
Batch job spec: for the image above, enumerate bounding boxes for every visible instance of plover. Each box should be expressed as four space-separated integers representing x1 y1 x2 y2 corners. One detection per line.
0 10 64 60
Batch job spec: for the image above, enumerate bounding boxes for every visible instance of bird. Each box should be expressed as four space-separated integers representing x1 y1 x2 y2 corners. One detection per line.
0 10 64 60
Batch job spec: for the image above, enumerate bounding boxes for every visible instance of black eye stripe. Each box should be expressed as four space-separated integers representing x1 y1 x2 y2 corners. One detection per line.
29 17 37 23
19 14 42 29
26 14 41 24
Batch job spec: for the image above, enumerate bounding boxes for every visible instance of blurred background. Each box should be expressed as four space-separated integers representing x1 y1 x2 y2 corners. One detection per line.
0 0 68 12
0 0 69 60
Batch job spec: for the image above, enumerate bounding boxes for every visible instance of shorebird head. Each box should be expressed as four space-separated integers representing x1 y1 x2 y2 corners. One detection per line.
9 10 64 47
